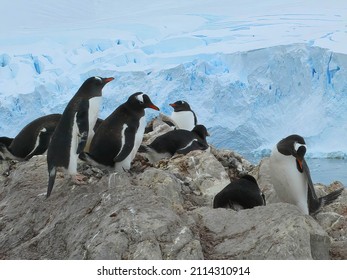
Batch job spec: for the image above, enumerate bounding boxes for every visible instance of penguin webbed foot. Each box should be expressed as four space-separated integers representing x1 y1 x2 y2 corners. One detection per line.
70 173 88 185
122 167 133 175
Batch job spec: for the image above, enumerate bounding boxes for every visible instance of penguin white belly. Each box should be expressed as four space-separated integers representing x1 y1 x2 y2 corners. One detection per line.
85 96 101 152
171 111 195 130
269 148 309 214
116 116 146 171
68 114 79 175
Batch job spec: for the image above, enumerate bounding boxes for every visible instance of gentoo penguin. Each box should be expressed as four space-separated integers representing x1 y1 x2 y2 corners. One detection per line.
0 115 103 161
170 100 197 130
213 175 266 210
0 114 61 161
46 76 114 198
269 134 344 215
80 92 159 171
139 124 210 163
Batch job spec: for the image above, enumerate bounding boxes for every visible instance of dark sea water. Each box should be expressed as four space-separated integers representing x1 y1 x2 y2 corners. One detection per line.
305 158 347 187
246 154 347 187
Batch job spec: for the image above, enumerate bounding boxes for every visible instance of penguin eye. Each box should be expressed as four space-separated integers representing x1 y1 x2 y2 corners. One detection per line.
294 142 306 152
136 94 144 104
94 76 102 84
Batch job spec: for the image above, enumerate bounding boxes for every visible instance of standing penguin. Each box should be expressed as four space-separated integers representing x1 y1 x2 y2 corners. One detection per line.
269 134 343 215
80 92 159 171
213 175 266 210
46 76 114 198
0 114 61 161
169 100 197 130
139 124 210 163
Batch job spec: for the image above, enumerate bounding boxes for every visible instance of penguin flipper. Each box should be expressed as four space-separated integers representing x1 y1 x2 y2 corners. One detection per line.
24 128 52 160
76 100 90 154
176 140 208 155
47 167 57 198
302 159 321 214
304 159 344 215
113 126 135 163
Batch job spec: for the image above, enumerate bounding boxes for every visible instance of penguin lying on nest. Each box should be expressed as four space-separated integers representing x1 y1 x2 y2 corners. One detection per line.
0 114 61 161
0 115 104 161
139 124 210 163
213 175 266 210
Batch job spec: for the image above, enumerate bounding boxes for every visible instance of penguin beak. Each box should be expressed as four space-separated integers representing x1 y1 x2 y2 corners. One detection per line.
103 77 114 84
147 103 160 111
169 103 176 108
295 155 304 172
295 145 306 172
296 158 303 169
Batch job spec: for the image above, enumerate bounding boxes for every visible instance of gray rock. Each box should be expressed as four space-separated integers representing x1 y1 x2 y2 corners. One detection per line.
0 145 345 260
254 157 347 259
192 203 330 260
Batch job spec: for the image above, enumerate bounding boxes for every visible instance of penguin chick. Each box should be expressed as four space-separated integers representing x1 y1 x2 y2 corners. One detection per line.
80 92 160 171
269 134 344 215
46 76 114 198
139 124 209 163
213 175 266 210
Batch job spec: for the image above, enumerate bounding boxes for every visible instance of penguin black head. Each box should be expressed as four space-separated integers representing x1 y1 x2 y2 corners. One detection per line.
127 92 160 111
78 76 114 98
277 134 307 172
240 174 258 184
169 100 192 112
0 137 13 148
192 125 210 139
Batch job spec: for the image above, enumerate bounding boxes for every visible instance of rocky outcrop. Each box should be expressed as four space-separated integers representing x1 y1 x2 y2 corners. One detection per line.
254 157 347 260
0 130 345 259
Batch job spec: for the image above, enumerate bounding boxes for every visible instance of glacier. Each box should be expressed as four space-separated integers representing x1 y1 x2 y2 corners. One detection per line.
1 43 346 162
1 0 347 187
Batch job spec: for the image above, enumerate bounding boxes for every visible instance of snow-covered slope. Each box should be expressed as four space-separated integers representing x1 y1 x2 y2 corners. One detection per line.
1 0 347 160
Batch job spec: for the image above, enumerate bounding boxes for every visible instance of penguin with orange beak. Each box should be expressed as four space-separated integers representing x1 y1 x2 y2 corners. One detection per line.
269 134 343 215
80 92 160 171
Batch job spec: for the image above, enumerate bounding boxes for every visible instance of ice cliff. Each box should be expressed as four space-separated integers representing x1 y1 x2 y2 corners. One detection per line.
1 43 346 160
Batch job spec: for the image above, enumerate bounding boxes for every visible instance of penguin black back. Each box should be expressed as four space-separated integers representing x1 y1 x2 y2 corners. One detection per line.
9 114 61 159
85 92 160 168
213 175 265 210
148 124 209 155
